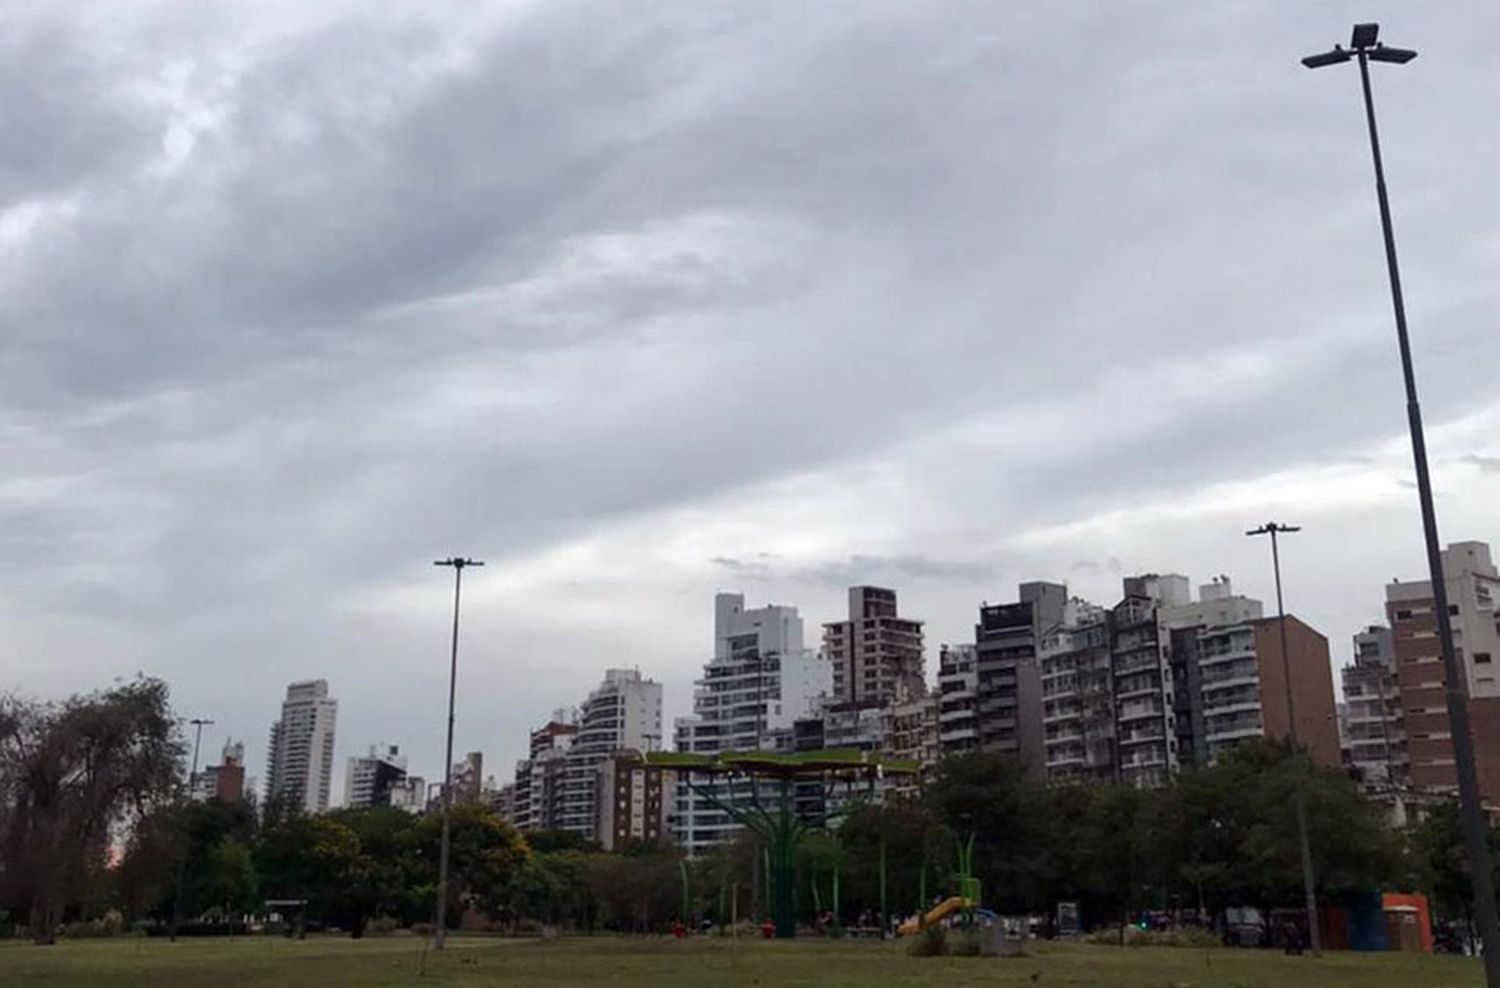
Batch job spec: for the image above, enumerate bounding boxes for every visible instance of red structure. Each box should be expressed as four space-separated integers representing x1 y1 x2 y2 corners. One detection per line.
1380 893 1433 953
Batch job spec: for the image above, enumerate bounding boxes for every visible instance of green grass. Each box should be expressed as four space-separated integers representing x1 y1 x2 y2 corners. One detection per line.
0 934 1485 987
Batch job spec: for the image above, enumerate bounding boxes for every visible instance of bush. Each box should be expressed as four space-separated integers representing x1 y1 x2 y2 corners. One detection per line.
367 916 402 936
949 930 981 956
907 924 948 957
61 911 127 939
1087 925 1221 949
410 922 435 936
1161 927 1220 949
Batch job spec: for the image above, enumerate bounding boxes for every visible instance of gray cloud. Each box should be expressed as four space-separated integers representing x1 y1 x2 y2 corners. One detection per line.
1463 454 1500 474
4 1 1500 785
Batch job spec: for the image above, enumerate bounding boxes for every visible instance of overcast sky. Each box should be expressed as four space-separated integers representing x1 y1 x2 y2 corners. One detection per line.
4 2 1499 796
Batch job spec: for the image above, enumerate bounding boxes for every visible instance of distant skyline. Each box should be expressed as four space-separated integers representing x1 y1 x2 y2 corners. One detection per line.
4 3 1500 793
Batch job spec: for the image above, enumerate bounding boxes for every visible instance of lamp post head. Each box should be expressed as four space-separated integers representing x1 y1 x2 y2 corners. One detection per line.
434 557 485 569
1304 24 1415 68
1368 45 1418 65
1302 46 1352 69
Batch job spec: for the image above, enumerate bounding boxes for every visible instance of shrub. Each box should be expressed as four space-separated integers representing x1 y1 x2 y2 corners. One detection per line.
1162 926 1221 949
949 931 981 956
61 911 127 939
907 924 948 957
1087 925 1221 948
410 922 435 936
367 916 402 936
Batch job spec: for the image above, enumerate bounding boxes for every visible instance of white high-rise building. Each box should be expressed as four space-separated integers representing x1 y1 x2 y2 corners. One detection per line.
344 744 407 809
265 680 339 814
673 593 830 856
555 669 663 839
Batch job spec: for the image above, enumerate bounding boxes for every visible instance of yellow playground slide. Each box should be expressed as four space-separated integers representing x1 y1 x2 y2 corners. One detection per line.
896 896 969 936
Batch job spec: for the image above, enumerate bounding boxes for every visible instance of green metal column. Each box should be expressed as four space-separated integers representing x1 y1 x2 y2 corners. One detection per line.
833 859 841 922
918 845 929 929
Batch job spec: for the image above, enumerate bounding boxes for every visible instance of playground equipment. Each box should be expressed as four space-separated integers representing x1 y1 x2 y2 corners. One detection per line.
896 833 983 936
898 896 971 936
643 748 917 939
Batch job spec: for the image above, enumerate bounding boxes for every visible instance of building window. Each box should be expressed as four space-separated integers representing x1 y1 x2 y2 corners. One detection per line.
1477 653 1493 665
1450 605 1461 616
1395 609 1413 620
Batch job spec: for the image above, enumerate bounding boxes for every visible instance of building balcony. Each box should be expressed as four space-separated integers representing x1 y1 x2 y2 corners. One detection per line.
1115 683 1161 701
1118 705 1164 723
1199 647 1257 667
1113 655 1161 676
1346 713 1400 726
1201 700 1261 718
1205 725 1264 744
1199 669 1259 689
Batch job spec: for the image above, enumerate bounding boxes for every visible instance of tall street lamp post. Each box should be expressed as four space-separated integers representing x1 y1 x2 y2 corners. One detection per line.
1246 523 1318 954
1303 24 1500 982
432 556 483 950
170 717 214 942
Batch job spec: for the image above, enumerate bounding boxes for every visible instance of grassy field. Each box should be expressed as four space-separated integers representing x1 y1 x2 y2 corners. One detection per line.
0 934 1485 988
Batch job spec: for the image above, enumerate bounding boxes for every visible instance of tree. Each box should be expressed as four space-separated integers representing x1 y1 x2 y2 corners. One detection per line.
835 801 948 923
114 796 258 924
326 807 422 935
1070 782 1169 934
254 813 362 928
524 830 601 854
586 843 679 932
0 678 182 944
922 751 1050 913
1165 742 1396 911
415 804 529 927
202 840 258 918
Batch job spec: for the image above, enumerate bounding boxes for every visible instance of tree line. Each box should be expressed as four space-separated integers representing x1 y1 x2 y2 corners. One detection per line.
2 677 1494 943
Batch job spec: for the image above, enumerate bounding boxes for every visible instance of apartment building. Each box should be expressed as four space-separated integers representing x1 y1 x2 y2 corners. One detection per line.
1387 541 1500 804
936 644 979 755
886 689 941 791
448 751 484 805
596 753 673 851
1341 626 1406 784
824 586 925 707
975 582 1066 772
388 775 427 814
511 718 577 832
1039 599 1114 782
557 669 663 839
265 679 338 814
191 740 247 804
674 593 828 855
344 743 408 809
1109 587 1176 788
